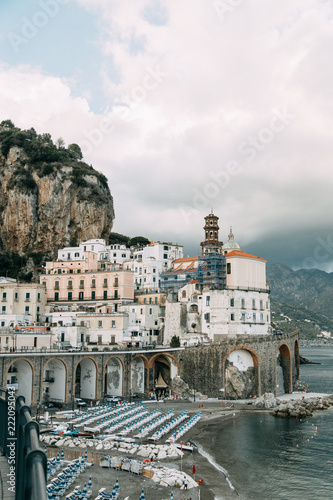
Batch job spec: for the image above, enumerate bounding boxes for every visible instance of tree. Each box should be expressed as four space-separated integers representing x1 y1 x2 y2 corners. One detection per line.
68 143 83 160
0 119 15 129
129 236 150 247
108 232 131 246
55 137 65 149
170 335 180 348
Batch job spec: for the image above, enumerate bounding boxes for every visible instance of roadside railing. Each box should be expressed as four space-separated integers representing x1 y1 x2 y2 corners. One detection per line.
0 388 47 500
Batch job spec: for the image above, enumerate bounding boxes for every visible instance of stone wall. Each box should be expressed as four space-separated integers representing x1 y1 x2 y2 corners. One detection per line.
0 332 299 404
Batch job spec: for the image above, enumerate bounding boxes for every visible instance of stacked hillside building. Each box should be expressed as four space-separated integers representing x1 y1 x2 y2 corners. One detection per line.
0 212 271 352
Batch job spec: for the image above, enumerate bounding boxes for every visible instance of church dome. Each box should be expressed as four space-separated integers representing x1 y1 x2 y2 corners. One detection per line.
222 227 240 251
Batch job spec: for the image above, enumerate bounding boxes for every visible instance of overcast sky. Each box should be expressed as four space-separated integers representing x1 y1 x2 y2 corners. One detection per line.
0 0 332 272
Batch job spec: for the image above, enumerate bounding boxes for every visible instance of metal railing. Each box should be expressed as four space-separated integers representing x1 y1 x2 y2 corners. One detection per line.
0 388 47 500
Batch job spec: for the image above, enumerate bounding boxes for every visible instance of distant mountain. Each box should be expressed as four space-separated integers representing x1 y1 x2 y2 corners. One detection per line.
267 263 333 321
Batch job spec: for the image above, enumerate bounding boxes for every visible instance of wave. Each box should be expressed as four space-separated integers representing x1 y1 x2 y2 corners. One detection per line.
194 441 238 495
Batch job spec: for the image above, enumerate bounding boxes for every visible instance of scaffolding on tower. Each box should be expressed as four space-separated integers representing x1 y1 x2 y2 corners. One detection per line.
198 253 226 290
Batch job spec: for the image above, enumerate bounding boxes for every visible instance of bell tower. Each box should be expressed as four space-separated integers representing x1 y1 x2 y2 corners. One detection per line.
200 211 223 255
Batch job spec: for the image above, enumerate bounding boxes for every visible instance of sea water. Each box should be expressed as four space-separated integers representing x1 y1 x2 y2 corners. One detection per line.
197 347 333 500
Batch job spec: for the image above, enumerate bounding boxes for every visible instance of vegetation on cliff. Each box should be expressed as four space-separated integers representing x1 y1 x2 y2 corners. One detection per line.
0 119 114 272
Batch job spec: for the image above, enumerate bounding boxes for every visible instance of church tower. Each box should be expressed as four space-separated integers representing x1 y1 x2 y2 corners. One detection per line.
200 211 223 255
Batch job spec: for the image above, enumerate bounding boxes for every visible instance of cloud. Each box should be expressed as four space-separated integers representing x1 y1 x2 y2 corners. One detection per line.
0 0 333 270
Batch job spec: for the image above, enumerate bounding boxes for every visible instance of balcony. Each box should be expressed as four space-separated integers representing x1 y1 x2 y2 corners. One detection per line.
43 377 55 383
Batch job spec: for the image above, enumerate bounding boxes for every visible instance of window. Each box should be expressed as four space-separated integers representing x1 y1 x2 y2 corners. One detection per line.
149 308 152 315
37 292 40 301
140 308 143 314
241 298 246 309
54 281 59 290
122 253 126 258
114 277 119 287
111 320 116 328
1 321 4 327
266 301 269 309
149 298 152 304
67 253 70 259
241 313 246 322
155 297 158 304
103 291 107 299
103 278 108 288
114 290 118 299
57 269 61 274
206 296 210 306
68 292 72 300
14 292 18 301
91 291 96 300
75 252 79 257
227 263 231 274
153 277 156 283
144 278 146 283
2 292 6 300
230 313 235 321
91 279 96 288
204 313 210 323
260 300 263 309
252 299 256 309
153 268 156 273
114 304 118 312
164 245 168 250
163 254 168 259
144 298 147 304
144 269 147 274
230 298 234 307
54 293 59 301
260 313 264 322
68 280 73 289
80 280 84 289
79 292 84 300
98 321 102 328
98 335 102 344
111 335 116 344
1 306 6 313
77 269 81 273
253 313 256 322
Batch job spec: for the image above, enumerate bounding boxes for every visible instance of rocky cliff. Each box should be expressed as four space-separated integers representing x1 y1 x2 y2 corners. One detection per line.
0 123 114 258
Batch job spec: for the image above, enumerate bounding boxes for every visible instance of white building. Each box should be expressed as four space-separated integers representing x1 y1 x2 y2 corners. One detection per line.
163 214 271 344
57 239 131 265
0 279 47 328
130 241 183 290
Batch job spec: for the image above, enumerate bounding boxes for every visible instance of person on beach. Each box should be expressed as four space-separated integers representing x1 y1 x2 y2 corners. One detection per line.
184 477 188 490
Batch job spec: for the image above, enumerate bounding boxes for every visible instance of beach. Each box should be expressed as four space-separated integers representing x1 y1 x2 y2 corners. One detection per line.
43 393 332 500
43 399 263 500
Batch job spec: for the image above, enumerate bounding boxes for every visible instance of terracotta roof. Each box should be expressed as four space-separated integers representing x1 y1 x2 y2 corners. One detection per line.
225 250 266 261
189 279 199 284
173 256 198 263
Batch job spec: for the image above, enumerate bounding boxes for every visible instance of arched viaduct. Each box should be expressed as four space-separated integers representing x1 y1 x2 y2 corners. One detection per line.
0 333 299 406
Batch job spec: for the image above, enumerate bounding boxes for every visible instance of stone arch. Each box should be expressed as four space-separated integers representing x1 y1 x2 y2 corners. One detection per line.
6 358 34 405
223 346 261 399
74 357 98 400
148 353 179 398
103 356 125 397
276 343 292 396
129 355 148 395
41 357 67 404
294 339 300 379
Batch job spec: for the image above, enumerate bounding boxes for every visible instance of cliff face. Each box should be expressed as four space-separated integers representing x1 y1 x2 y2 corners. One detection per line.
0 145 114 257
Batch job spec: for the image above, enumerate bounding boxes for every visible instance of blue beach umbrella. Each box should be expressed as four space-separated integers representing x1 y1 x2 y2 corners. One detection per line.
140 488 145 500
61 449 64 460
170 492 174 500
83 483 88 496
88 476 92 489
